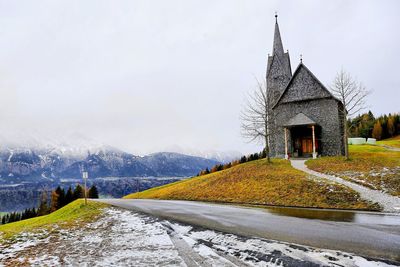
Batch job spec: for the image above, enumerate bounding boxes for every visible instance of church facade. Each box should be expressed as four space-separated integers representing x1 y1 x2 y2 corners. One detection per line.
267 15 345 158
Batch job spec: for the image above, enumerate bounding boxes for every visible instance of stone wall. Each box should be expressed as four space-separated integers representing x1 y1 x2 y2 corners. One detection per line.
272 98 344 157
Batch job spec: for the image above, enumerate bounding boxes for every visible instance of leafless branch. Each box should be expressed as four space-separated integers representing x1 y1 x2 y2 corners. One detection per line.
240 79 275 162
329 68 371 159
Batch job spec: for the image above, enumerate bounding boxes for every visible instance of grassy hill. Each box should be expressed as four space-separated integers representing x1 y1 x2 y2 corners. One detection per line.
0 200 108 242
125 159 379 210
307 143 400 196
377 135 400 148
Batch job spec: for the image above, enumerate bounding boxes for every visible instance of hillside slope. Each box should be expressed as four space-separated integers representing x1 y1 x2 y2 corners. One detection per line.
125 159 378 210
307 144 400 196
0 200 108 241
377 135 400 148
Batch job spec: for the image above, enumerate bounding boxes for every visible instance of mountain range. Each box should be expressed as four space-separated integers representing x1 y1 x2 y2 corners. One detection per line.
0 145 221 185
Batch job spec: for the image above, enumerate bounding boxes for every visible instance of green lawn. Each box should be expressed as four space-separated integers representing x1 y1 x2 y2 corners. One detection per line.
307 144 400 196
125 158 379 211
0 200 108 242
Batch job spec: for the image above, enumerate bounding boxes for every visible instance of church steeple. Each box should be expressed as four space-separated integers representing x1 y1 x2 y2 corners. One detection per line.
273 13 284 57
266 13 292 104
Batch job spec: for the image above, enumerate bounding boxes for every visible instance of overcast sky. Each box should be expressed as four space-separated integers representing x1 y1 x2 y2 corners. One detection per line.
0 0 399 155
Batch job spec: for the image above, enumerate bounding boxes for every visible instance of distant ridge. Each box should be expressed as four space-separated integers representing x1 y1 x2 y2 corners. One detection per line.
0 145 220 184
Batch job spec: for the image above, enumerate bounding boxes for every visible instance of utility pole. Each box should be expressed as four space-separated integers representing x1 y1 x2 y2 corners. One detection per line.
82 170 88 205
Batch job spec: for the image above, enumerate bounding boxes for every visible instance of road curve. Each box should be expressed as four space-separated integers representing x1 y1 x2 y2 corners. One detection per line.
95 199 400 262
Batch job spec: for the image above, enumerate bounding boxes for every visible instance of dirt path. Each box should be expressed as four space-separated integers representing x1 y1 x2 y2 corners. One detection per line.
378 144 400 152
290 159 400 213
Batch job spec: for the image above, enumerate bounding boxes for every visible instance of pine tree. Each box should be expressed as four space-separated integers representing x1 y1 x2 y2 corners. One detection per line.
88 185 99 199
32 208 37 218
8 212 15 223
55 186 66 208
21 209 27 220
372 121 383 140
37 190 50 216
15 212 21 222
261 149 267 159
73 184 84 199
65 186 74 204
247 154 252 161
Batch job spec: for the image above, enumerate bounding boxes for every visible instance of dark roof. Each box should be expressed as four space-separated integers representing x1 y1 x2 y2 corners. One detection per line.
273 20 284 57
272 62 340 109
266 19 292 79
283 112 316 127
266 52 292 80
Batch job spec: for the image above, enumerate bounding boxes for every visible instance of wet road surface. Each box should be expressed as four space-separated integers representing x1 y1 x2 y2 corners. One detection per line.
95 199 400 261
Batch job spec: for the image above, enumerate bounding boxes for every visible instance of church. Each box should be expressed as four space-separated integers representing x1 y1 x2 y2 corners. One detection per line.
267 15 345 158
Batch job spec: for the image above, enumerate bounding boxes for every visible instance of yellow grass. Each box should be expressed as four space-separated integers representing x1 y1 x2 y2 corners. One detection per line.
307 145 400 196
0 200 108 242
377 135 400 148
125 159 378 210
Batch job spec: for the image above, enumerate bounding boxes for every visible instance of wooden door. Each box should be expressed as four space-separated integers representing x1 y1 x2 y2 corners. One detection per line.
301 138 313 154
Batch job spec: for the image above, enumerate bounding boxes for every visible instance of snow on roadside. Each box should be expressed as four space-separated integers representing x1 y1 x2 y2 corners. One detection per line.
181 227 395 267
0 231 49 265
0 208 398 267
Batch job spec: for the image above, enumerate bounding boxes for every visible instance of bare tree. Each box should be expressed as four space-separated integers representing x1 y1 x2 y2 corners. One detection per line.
330 69 370 160
241 79 274 163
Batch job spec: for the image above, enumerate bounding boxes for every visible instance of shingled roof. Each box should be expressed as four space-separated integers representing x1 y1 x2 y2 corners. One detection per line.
272 62 340 109
283 112 316 127
266 15 292 80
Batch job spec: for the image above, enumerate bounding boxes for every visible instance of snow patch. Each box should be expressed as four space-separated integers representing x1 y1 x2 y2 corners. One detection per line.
1 208 398 266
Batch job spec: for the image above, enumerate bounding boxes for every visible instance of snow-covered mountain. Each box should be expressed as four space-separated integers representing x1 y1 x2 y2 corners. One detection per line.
0 144 219 184
0 132 111 159
162 145 242 163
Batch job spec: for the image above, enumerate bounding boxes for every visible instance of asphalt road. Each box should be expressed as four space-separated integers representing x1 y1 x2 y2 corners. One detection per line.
95 199 400 262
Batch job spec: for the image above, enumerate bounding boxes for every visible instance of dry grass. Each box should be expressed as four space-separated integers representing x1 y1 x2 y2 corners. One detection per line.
125 159 378 210
377 135 400 148
306 145 400 196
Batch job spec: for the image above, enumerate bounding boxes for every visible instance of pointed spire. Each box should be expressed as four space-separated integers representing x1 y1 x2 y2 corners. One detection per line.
273 13 284 56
